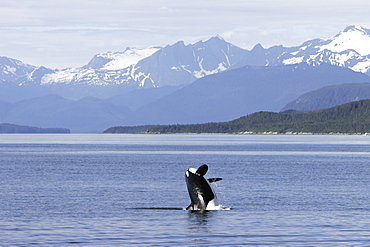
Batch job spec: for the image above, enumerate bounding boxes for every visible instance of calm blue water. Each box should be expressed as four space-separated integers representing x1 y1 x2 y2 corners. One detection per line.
1 134 370 246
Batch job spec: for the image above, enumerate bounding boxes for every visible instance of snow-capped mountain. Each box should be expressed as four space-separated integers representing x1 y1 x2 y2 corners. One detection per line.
1 25 370 96
2 25 370 132
39 47 162 86
282 25 370 74
86 47 162 70
38 36 246 88
85 47 162 70
0 56 37 84
238 25 370 74
129 36 247 87
319 26 370 56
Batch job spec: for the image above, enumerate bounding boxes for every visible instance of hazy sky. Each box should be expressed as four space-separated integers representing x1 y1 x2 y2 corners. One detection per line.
1 0 369 69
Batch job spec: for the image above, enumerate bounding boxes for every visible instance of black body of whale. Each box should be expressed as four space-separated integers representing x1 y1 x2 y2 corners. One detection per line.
185 164 222 210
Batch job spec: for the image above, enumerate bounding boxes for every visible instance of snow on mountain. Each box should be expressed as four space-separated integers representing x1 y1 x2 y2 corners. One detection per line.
40 46 162 86
0 56 37 84
274 25 370 74
2 25 370 93
319 25 370 56
86 47 161 70
41 67 99 85
131 36 247 87
100 47 161 70
40 36 247 88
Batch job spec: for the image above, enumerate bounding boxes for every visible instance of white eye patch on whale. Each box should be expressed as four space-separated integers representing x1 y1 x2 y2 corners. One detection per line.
185 164 222 211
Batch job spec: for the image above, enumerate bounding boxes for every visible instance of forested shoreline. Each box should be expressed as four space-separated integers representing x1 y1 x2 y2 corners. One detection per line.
104 99 370 134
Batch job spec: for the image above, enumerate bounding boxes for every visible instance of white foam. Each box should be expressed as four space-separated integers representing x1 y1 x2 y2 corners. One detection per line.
206 204 231 211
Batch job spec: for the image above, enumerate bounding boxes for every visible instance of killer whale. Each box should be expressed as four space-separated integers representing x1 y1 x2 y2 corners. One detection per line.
185 164 222 210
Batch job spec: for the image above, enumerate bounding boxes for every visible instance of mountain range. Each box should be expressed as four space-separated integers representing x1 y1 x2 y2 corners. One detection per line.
1 63 369 132
127 64 370 125
1 25 370 132
2 25 370 99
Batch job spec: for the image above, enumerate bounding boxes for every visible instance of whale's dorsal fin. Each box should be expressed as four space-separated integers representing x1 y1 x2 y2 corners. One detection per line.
196 164 208 176
207 178 222 183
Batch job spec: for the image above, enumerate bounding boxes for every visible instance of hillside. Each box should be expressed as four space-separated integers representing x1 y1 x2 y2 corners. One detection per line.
122 63 370 126
106 99 370 134
281 83 370 112
0 123 70 133
2 64 368 133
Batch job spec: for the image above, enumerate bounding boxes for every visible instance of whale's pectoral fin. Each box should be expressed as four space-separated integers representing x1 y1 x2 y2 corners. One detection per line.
207 178 222 183
196 164 208 176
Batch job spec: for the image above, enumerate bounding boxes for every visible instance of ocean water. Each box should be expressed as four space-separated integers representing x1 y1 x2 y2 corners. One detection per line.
1 134 370 246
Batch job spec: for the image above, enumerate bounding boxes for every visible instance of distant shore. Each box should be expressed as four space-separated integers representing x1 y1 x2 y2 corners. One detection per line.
0 123 70 134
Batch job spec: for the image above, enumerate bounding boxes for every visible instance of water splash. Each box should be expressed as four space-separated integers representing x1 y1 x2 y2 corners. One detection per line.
183 203 231 211
206 204 231 211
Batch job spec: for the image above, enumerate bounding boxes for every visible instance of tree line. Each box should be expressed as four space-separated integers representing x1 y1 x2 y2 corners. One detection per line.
105 99 370 134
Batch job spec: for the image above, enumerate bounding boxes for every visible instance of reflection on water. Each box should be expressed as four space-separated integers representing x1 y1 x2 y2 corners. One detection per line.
187 211 213 242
